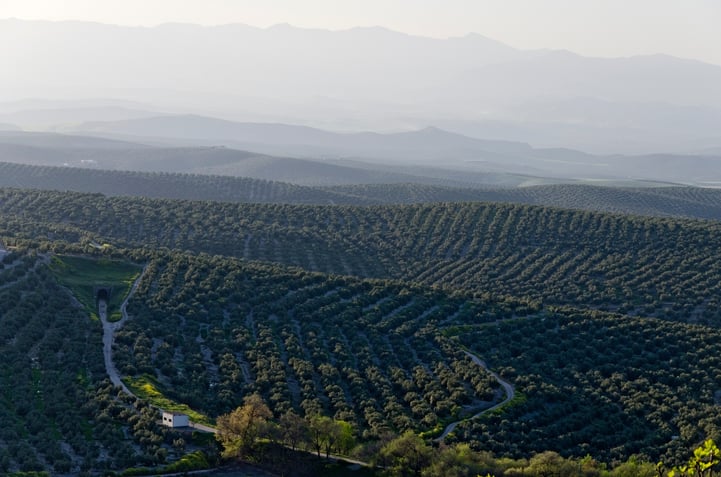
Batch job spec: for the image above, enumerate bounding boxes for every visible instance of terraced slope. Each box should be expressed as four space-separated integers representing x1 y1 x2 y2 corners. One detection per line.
0 161 365 205
1 189 720 322
0 250 174 474
4 161 721 219
109 251 721 465
463 184 721 220
116 252 525 437
454 311 721 463
324 183 721 220
3 191 721 468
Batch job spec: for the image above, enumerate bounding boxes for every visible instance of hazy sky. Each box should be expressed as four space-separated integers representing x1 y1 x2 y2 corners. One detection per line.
1 0 720 65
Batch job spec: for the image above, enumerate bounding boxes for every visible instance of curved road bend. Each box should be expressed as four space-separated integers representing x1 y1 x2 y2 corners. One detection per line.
100 267 514 450
98 265 220 433
100 265 148 397
435 350 515 442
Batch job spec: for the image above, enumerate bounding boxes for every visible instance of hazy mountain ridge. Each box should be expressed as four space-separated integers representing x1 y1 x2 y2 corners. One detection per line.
448 50 721 107
3 12 721 476
74 115 534 158
3 126 721 186
3 19 720 154
0 19 525 102
67 116 721 184
0 130 152 149
0 106 169 130
0 138 488 187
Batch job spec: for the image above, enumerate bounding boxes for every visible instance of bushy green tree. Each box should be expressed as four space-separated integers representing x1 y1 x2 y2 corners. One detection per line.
378 430 432 477
669 439 721 477
216 394 272 460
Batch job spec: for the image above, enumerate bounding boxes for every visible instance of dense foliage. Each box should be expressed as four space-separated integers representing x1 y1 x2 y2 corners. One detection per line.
3 161 721 219
0 161 362 205
0 249 196 474
2 188 720 321
4 184 721 474
455 311 721 463
116 251 510 436
103 246 721 466
324 183 721 220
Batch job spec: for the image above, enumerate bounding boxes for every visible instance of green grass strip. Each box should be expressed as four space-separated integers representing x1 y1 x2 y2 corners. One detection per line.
124 375 213 426
49 255 141 321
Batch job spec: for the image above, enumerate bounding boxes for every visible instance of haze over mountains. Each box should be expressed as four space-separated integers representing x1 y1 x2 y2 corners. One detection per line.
2 18 721 156
5 8 721 475
1 121 720 186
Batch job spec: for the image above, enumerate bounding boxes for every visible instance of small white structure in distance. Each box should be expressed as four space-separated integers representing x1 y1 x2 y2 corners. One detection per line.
162 411 190 428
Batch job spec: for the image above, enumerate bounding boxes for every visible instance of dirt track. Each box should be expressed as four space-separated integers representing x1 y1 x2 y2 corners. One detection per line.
435 350 515 442
100 265 147 396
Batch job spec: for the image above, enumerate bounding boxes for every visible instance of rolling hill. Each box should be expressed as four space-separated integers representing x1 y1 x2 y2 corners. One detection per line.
2 188 721 320
3 189 721 472
2 161 721 220
4 15 721 477
70 115 721 184
0 161 363 204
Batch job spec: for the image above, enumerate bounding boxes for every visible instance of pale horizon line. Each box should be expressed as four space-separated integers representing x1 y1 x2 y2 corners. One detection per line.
3 16 720 67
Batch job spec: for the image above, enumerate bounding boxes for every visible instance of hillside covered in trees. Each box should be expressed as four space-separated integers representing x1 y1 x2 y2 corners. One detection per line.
0 249 212 474
3 161 721 219
2 188 721 321
117 251 721 465
2 186 721 475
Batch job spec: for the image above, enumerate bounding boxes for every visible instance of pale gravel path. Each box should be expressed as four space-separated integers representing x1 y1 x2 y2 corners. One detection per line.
100 264 148 396
99 264 514 453
435 350 515 442
99 265 220 433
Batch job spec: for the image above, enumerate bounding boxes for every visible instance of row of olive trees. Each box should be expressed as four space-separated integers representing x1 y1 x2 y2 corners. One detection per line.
5 187 721 319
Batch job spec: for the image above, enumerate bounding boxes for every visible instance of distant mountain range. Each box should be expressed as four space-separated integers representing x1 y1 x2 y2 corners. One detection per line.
73 114 532 159
0 130 496 187
2 19 720 154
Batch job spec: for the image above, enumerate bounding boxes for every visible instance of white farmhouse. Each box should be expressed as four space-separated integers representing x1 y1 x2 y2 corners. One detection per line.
161 411 190 428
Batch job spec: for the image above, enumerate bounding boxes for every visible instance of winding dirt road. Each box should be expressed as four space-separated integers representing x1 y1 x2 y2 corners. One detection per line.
98 265 221 433
435 350 515 442
97 265 512 450
100 265 148 397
